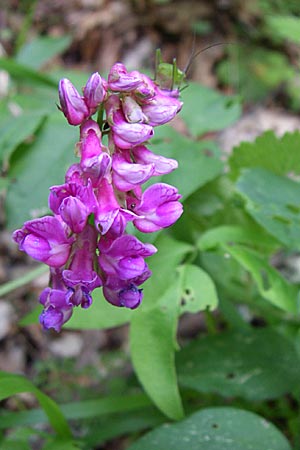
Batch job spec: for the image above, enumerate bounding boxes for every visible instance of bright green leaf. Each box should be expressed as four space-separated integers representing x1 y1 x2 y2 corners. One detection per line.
128 407 291 450
177 328 300 400
16 36 72 70
198 225 279 253
266 15 300 44
141 234 193 309
229 131 300 180
178 264 218 313
130 281 184 420
66 288 133 329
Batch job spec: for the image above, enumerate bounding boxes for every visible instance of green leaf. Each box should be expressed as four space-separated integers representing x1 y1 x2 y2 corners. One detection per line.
266 15 300 44
236 168 300 249
42 438 80 450
130 281 184 420
198 225 278 253
0 112 45 168
127 407 291 450
178 264 218 313
150 126 224 200
217 46 295 102
0 57 57 88
229 131 300 180
66 288 133 329
20 288 133 329
177 328 300 400
6 113 77 230
0 393 151 429
180 82 241 137
224 244 299 314
16 36 72 70
141 234 193 309
0 372 71 439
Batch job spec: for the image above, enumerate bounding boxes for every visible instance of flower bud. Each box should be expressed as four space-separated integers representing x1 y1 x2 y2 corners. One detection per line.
83 72 107 112
58 78 89 126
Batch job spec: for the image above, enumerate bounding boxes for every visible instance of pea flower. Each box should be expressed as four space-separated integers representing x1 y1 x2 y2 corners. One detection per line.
13 57 184 331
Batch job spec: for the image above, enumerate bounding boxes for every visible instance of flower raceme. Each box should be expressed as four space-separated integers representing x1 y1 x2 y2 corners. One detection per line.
13 61 183 331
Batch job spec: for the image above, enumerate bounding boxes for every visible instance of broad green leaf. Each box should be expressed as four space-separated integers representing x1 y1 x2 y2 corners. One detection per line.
128 407 291 450
0 112 45 168
198 225 278 253
0 372 71 439
150 126 223 200
141 234 193 309
177 328 300 400
224 244 299 313
178 264 218 313
16 36 72 69
180 82 241 136
0 57 57 88
130 281 184 420
229 131 300 180
6 113 77 230
266 15 300 44
236 168 300 249
66 288 133 329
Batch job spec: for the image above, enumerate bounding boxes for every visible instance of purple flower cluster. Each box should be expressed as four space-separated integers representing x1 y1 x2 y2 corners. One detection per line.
13 63 183 332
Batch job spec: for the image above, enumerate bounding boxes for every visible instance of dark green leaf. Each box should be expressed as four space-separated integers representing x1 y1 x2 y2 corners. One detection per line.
6 113 77 230
177 328 300 400
180 82 241 136
236 168 300 249
150 126 224 200
0 57 57 88
128 407 291 450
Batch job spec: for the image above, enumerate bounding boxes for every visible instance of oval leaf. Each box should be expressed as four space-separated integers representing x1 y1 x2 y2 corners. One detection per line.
128 407 291 450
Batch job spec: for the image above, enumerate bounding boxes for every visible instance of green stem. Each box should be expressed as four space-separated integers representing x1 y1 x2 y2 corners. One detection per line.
0 265 48 297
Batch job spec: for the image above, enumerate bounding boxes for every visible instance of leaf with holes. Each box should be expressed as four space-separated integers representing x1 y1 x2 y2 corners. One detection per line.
178 264 218 314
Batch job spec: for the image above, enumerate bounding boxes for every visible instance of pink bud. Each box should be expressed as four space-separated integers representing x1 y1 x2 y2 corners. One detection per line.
58 78 89 126
83 72 107 112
